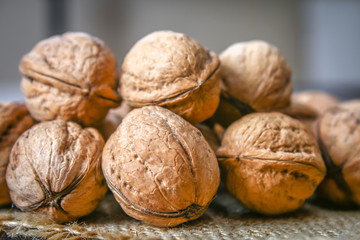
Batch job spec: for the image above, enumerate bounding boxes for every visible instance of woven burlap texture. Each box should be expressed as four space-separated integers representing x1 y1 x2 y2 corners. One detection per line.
1 188 360 240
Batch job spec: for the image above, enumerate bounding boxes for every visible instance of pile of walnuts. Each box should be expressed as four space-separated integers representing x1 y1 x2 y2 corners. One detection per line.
1 31 359 227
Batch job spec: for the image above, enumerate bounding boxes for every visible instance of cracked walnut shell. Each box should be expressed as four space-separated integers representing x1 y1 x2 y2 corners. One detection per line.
102 106 220 227
314 107 360 207
19 32 121 126
216 112 326 215
0 103 35 207
120 31 221 124
219 40 292 113
6 120 107 223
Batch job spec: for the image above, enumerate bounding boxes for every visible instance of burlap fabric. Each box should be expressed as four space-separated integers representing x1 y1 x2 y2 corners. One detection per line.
1 187 360 240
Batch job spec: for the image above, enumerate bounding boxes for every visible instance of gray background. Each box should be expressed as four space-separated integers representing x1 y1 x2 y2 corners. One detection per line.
1 0 360 102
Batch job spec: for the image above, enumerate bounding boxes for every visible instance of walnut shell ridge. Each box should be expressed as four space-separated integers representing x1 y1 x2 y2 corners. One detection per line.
102 106 220 227
19 32 121 126
314 108 360 206
219 40 292 112
217 112 326 215
120 31 221 124
0 103 35 206
6 120 107 223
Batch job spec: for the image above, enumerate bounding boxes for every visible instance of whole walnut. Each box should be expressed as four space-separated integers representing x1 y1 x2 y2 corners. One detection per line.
120 31 221 124
216 112 326 215
0 103 35 206
6 120 107 223
19 32 121 127
219 40 292 113
314 107 360 206
102 106 220 227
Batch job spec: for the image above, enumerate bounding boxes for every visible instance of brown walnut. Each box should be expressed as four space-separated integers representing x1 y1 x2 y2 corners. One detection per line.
314 107 360 206
195 124 220 152
120 31 221 124
339 99 360 112
214 41 292 127
0 103 35 206
217 112 326 215
102 106 220 227
19 32 121 127
6 120 107 223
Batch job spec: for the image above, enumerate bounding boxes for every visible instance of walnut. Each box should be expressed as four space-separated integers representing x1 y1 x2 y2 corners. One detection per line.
216 112 326 215
314 107 360 206
214 40 292 127
0 103 35 206
102 106 220 227
120 31 221 124
6 120 107 223
19 32 121 127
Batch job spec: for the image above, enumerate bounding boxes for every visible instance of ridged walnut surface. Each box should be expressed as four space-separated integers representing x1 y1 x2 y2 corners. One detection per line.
0 103 35 206
102 106 220 227
120 31 221 124
6 120 107 223
217 112 326 215
19 32 121 126
314 108 360 206
219 40 292 112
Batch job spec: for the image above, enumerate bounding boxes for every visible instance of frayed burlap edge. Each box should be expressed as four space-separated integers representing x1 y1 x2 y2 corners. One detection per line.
0 210 137 240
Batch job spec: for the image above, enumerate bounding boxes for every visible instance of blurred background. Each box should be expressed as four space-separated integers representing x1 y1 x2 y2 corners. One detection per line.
1 0 360 102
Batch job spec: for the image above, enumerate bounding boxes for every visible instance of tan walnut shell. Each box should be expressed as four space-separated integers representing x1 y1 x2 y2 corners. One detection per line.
0 103 35 206
6 120 107 223
19 32 121 127
216 112 326 215
120 31 221 124
314 107 360 206
214 40 292 127
102 106 220 227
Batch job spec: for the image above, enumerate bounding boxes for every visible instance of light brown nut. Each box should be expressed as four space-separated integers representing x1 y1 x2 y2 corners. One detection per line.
102 106 220 227
19 32 121 126
314 107 360 207
120 31 221 124
217 112 325 215
0 103 35 207
6 120 107 223
219 40 292 113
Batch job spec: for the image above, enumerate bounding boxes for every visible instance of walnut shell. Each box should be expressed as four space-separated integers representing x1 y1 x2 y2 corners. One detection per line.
102 106 220 227
6 120 107 223
0 103 35 206
314 107 360 206
120 31 221 124
19 32 121 126
219 40 292 112
216 112 326 215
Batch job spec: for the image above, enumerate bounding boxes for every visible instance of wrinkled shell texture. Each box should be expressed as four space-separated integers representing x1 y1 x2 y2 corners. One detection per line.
19 32 121 126
220 40 292 112
120 31 221 124
6 120 107 223
315 108 360 206
216 112 326 215
0 103 35 206
102 106 220 227
292 91 340 116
